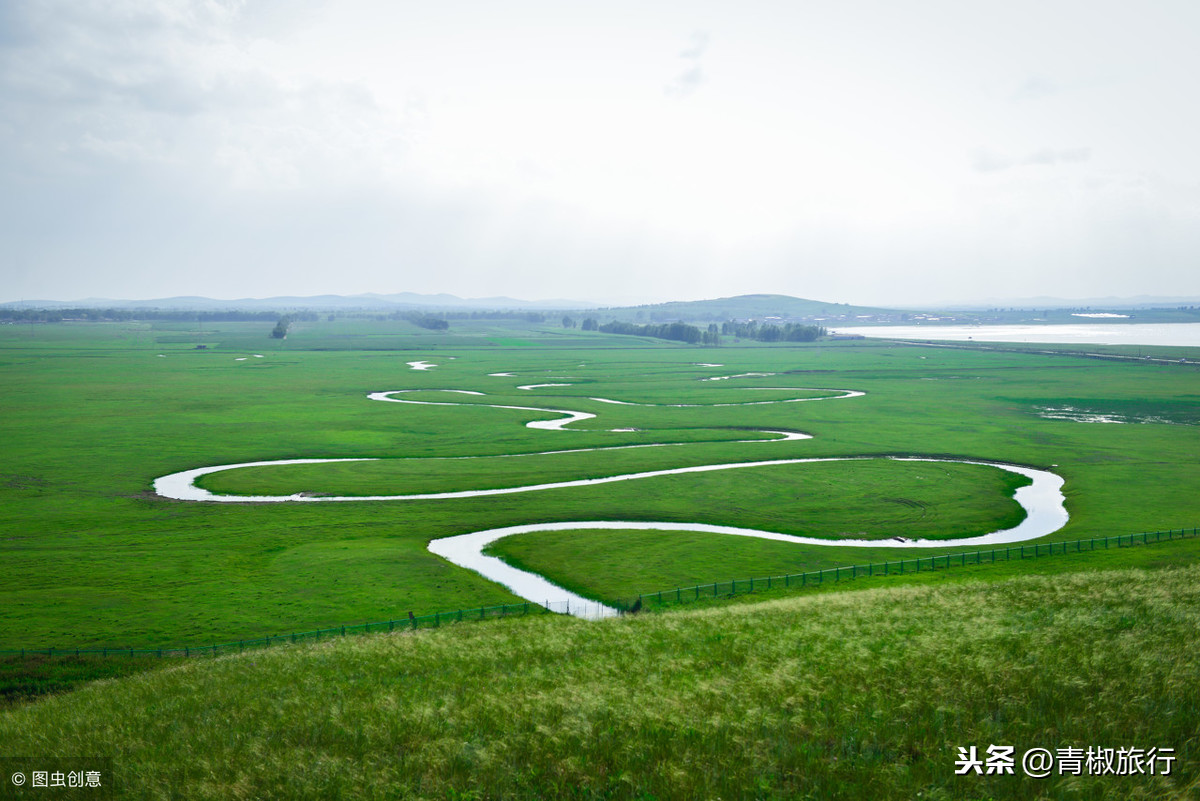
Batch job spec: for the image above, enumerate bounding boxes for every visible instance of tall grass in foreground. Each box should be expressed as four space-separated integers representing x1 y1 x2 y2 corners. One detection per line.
2 566 1198 800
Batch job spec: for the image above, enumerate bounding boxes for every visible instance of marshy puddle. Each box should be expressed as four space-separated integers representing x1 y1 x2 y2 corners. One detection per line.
1036 406 1177 425
703 372 776 381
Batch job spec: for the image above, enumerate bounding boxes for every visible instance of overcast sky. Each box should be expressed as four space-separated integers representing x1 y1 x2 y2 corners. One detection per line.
2 1 1198 306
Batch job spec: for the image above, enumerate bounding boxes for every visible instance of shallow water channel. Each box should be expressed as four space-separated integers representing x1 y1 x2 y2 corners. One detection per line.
153 385 1068 619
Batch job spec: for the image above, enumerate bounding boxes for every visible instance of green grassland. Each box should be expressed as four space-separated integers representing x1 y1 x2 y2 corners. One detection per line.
3 316 1200 798
1 566 1197 799
1 317 1199 655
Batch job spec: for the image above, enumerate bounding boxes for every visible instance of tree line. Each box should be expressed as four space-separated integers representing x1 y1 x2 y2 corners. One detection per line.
721 321 825 342
597 320 707 344
0 308 315 323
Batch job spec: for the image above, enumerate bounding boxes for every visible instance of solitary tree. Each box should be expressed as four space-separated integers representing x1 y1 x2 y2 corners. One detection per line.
270 315 292 339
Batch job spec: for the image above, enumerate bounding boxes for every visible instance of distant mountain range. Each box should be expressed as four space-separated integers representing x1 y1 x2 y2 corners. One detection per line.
950 295 1200 310
0 291 905 324
0 292 595 312
2 292 1197 322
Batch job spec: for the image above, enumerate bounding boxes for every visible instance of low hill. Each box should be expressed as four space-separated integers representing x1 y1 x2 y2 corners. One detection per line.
595 293 908 324
1 566 1195 799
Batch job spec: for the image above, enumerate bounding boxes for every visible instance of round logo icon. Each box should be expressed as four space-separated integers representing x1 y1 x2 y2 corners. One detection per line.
11 771 27 786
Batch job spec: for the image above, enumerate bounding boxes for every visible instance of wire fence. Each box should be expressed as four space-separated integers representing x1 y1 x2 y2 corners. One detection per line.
612 526 1200 613
0 600 572 660
2 526 1195 659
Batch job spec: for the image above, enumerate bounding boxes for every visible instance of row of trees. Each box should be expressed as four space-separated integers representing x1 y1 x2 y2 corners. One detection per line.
562 316 602 331
410 315 449 330
0 308 301 324
721 321 825 342
562 316 824 346
598 320 706 344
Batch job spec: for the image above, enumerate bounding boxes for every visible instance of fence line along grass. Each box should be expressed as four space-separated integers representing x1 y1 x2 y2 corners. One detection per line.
0 599 576 661
616 525 1200 613
2 564 1198 800
2 526 1195 662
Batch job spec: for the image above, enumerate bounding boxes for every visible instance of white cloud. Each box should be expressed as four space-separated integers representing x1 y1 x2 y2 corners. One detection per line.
1 0 1199 306
972 147 1091 173
664 30 708 98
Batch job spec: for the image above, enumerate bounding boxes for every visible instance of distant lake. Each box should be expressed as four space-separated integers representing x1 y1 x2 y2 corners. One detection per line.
832 323 1200 348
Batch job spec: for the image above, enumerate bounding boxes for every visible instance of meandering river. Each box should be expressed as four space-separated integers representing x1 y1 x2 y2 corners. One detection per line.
154 379 1068 618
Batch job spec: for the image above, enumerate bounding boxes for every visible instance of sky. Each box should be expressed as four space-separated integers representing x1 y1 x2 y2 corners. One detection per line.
2 0 1198 307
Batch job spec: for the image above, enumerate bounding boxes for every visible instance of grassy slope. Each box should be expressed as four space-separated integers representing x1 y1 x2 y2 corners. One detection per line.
1 565 1197 800
1 321 1199 649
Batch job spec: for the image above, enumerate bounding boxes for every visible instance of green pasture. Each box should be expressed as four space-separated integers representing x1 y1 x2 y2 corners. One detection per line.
2 565 1197 799
1 318 1199 651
